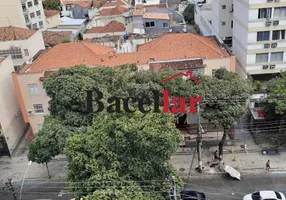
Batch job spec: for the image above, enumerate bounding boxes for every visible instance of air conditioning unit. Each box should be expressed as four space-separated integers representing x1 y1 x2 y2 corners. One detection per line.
265 21 272 26
267 0 273 2
271 43 277 48
264 43 270 48
270 65 276 69
27 110 34 115
262 65 269 70
273 20 279 26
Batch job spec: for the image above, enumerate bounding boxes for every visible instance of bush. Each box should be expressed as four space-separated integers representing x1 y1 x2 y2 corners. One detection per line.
183 4 195 24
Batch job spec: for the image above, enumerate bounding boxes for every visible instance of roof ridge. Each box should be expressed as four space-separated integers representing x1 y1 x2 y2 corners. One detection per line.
191 34 224 57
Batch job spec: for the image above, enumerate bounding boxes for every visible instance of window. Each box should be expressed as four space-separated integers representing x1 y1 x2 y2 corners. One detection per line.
14 65 22 72
163 22 169 28
271 52 283 62
274 7 286 17
30 12 35 18
256 53 268 63
33 104 44 113
209 20 212 24
39 21 43 28
36 10 41 16
24 15 29 23
231 21 233 28
22 4 27 12
258 8 272 19
145 21 155 27
24 49 29 56
272 30 285 40
28 84 39 95
0 47 23 59
222 21 226 26
257 31 270 41
34 0 39 5
27 25 31 29
28 1 33 7
32 23 37 29
222 5 226 9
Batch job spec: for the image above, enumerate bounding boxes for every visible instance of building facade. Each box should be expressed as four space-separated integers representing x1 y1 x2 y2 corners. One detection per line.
0 56 27 156
194 0 233 46
0 0 47 30
233 0 286 77
12 34 235 134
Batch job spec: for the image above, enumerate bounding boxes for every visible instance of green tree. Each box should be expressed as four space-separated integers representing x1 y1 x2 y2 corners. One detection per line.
43 0 61 10
202 69 252 161
61 39 72 43
265 72 286 116
183 4 195 24
65 111 181 199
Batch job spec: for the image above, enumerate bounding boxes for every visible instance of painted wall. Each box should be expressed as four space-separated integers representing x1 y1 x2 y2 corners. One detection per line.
46 14 61 28
0 30 45 67
14 72 50 134
203 56 236 76
0 0 26 28
72 5 89 19
0 57 26 153
143 18 170 34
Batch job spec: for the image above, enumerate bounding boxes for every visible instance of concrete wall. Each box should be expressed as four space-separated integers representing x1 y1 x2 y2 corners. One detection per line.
46 14 61 28
0 30 45 67
0 57 26 153
83 31 125 39
13 72 50 134
203 56 236 76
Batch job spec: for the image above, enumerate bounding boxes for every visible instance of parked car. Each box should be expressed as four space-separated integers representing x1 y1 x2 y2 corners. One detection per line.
243 191 286 200
180 189 207 200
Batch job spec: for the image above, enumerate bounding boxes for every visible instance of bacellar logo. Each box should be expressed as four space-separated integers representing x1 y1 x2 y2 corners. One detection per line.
86 71 202 114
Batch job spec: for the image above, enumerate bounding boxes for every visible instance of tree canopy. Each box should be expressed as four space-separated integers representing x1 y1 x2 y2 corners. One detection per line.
43 0 61 10
183 4 195 24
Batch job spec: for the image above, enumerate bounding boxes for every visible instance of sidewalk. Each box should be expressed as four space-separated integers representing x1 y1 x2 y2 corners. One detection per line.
0 154 67 185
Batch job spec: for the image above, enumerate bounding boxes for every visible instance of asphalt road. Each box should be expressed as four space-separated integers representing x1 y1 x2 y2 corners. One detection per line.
185 173 286 200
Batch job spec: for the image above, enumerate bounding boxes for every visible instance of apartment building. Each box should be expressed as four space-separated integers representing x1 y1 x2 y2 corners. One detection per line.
0 26 45 71
233 0 286 77
0 56 27 156
0 0 47 30
194 0 234 46
12 33 235 134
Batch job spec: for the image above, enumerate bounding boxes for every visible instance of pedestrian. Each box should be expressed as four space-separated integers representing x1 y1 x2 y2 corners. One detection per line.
214 150 219 160
266 160 270 170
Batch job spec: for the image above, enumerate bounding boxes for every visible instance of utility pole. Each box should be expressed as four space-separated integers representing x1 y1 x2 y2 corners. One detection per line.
170 176 177 200
5 179 17 200
196 101 203 173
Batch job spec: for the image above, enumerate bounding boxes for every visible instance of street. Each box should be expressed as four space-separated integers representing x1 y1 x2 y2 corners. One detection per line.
185 173 286 200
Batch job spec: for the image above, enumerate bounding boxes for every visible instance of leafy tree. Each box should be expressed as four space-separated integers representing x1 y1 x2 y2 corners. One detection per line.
43 0 61 10
202 69 252 161
265 72 286 116
65 111 182 199
183 4 195 24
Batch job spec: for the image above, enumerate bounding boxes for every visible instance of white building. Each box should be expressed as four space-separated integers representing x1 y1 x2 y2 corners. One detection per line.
194 0 233 46
0 26 45 71
233 0 286 77
0 56 27 156
0 0 47 30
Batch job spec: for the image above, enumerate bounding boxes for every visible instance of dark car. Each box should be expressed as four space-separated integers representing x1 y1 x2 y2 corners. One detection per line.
180 189 207 200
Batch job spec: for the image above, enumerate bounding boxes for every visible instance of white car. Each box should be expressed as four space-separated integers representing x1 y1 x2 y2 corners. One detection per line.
243 190 286 200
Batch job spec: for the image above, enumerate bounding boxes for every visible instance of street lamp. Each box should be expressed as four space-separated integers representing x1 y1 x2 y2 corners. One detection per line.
19 161 32 200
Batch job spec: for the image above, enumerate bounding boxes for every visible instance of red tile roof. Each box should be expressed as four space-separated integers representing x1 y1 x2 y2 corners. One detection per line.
44 10 60 17
99 6 129 16
143 13 169 20
101 0 127 8
144 3 167 9
20 34 231 73
0 26 36 41
63 0 92 7
86 20 125 33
